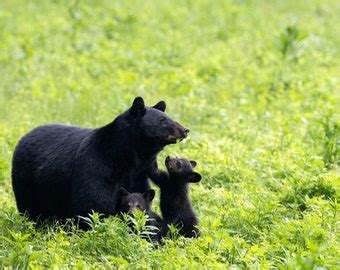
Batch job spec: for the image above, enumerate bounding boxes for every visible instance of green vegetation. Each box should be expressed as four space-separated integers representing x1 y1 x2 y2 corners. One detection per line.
0 0 339 268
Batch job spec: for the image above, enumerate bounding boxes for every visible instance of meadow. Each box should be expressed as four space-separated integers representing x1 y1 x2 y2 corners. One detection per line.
0 0 339 268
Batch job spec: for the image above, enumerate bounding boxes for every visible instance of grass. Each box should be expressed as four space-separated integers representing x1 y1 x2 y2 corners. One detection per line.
0 0 339 268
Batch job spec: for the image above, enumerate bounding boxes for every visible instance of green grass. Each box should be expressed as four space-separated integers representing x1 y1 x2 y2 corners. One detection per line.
0 0 339 268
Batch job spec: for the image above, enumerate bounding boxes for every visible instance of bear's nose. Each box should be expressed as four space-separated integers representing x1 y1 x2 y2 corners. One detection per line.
183 128 190 135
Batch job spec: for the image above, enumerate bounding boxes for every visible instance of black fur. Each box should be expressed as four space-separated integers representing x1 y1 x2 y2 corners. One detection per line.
116 187 154 215
116 187 161 228
11 97 188 227
148 156 201 239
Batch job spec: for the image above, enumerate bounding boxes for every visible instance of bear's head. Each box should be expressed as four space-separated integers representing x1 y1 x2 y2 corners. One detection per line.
118 187 155 214
165 156 202 184
127 97 189 145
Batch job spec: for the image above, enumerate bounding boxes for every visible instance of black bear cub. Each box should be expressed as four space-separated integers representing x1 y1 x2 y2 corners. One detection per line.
117 187 155 215
117 187 161 229
148 156 202 239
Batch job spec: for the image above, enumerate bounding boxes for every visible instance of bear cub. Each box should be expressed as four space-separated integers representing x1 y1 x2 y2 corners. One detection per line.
117 187 161 229
148 156 202 239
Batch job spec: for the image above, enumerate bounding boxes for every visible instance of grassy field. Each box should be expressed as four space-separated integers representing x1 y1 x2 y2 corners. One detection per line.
0 0 339 268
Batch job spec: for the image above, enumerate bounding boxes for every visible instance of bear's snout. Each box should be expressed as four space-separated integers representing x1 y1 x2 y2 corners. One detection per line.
172 124 189 140
182 127 190 137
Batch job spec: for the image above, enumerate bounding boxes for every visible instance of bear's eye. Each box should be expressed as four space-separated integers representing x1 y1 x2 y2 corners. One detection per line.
160 117 167 123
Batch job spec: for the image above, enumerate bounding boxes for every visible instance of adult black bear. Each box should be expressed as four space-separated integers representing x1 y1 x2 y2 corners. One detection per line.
11 97 189 225
148 156 201 239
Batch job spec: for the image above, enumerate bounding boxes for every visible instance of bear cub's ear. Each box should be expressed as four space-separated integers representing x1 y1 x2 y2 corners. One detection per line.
153 101 166 112
190 160 197 168
187 172 202 183
119 187 130 197
130 96 146 116
143 189 155 202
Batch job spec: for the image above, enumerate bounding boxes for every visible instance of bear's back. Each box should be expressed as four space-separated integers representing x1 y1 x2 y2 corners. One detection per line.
13 124 91 178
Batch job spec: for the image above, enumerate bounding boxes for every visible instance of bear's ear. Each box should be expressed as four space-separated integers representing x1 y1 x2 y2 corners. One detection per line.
187 172 202 183
119 187 130 197
190 160 197 168
153 101 166 112
143 189 155 202
130 96 146 116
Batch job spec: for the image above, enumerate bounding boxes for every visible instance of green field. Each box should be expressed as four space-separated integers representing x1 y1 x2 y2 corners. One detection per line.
0 0 339 268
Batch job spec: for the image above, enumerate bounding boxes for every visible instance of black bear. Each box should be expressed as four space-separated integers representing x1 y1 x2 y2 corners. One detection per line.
148 156 202 239
116 187 161 230
11 97 189 226
116 187 156 215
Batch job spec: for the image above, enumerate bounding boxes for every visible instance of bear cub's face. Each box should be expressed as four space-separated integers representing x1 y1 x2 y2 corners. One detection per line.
165 156 202 183
129 97 190 145
118 187 155 214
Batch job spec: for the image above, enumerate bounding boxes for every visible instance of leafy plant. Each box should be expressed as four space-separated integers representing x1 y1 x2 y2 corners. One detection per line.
319 112 339 168
278 24 308 60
